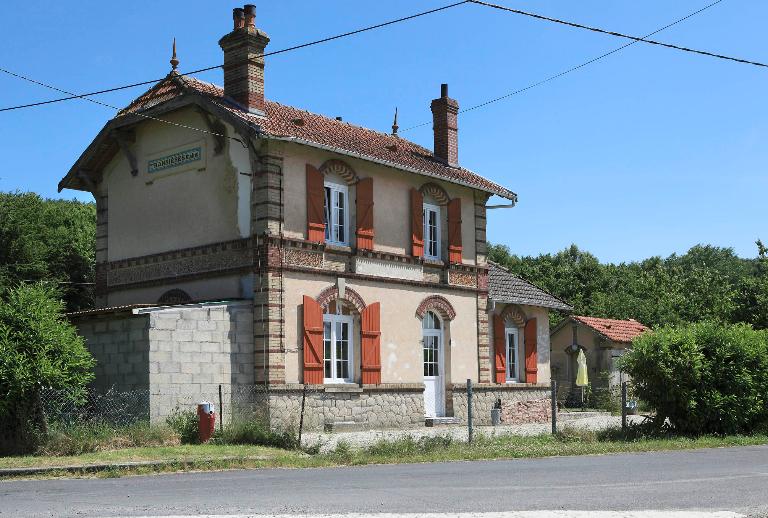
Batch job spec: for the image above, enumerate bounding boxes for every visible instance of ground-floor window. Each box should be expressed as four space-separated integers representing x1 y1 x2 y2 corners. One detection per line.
323 313 353 382
506 327 521 382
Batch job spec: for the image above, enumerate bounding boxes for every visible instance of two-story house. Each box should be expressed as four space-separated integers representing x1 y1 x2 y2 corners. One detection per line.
61 5 571 429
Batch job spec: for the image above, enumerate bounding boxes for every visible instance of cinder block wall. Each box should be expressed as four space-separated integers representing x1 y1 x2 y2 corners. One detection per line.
76 315 151 392
142 301 255 422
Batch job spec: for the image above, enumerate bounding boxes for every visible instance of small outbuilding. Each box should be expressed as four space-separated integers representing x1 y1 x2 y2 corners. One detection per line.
550 315 648 396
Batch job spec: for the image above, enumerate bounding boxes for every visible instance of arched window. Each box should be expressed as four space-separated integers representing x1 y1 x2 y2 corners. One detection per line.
505 326 521 382
323 299 355 383
158 289 192 305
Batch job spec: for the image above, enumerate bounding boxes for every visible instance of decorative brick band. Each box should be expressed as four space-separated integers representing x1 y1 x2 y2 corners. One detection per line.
316 284 367 314
319 159 358 185
416 294 456 321
96 238 253 292
419 182 450 205
501 303 527 327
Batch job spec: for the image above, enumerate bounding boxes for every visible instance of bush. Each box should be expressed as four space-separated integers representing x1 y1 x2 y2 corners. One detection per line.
0 283 96 455
165 408 199 445
620 321 768 435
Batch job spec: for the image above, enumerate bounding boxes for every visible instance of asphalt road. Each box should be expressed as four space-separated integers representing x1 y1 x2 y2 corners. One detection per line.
1 446 767 517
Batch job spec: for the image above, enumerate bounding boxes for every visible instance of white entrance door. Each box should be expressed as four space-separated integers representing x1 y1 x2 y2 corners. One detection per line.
422 311 444 417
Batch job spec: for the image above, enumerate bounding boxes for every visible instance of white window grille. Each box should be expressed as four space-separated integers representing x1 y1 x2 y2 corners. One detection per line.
324 182 349 246
323 313 354 382
423 203 440 260
506 327 521 382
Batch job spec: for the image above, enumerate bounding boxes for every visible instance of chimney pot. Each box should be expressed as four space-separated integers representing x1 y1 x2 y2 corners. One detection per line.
233 8 245 30
430 83 459 166
244 4 256 28
220 6 270 114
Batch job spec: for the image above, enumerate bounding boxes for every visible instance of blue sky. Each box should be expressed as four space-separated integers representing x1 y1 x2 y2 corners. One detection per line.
1 1 766 263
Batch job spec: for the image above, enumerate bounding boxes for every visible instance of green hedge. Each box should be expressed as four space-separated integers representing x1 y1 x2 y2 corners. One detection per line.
621 322 768 435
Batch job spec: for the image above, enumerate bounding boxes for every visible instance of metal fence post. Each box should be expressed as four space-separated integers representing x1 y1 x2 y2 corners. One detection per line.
466 378 473 444
551 379 557 435
298 384 308 447
218 384 223 431
621 381 627 430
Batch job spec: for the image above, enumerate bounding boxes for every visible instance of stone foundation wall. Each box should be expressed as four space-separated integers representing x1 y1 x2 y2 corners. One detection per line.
240 384 425 431
451 384 551 425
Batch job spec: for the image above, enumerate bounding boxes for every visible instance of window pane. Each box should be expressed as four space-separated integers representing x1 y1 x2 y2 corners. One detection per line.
324 187 331 240
324 321 332 378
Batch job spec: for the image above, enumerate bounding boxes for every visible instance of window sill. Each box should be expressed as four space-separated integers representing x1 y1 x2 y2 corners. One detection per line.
323 384 363 393
422 258 445 267
324 243 353 254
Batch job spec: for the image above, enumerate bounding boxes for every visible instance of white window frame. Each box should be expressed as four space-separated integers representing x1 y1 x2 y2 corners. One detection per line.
423 203 441 260
505 326 522 382
323 313 354 383
324 181 349 246
422 311 443 378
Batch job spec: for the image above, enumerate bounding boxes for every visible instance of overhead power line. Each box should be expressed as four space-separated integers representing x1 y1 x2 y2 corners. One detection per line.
0 67 242 144
401 0 728 131
469 0 766 69
0 1 469 113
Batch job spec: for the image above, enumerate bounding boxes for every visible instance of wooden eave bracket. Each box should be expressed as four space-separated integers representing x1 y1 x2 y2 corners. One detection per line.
76 169 96 193
111 129 138 176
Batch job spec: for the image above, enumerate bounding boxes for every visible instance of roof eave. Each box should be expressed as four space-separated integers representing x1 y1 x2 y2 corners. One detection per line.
489 296 573 312
59 93 261 193
266 135 517 201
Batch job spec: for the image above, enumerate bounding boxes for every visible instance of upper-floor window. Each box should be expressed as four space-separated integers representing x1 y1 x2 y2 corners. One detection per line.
423 203 440 260
324 182 348 246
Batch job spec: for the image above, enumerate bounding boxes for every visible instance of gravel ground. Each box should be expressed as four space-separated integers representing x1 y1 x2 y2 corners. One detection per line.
301 413 646 452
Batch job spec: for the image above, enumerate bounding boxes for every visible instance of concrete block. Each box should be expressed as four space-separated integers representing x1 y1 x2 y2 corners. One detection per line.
193 331 213 342
197 320 218 331
172 330 193 342
149 330 172 342
160 362 181 374
152 318 178 330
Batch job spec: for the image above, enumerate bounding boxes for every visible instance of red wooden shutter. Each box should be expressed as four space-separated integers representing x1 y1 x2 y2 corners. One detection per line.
303 295 324 384
361 302 382 384
356 177 375 250
447 198 463 264
306 164 325 243
524 318 538 384
493 314 506 384
410 188 424 257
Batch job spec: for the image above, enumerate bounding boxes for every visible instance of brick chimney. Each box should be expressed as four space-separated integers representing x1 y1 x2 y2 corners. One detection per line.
430 83 459 166
218 5 270 114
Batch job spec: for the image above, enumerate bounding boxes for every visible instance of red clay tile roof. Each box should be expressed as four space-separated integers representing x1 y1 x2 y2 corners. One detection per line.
117 74 516 200
572 315 649 344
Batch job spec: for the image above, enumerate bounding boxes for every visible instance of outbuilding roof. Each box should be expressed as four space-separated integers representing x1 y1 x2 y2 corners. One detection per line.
488 262 573 312
571 315 649 344
59 73 516 200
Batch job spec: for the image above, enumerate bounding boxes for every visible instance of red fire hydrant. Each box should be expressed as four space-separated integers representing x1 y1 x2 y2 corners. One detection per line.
197 402 216 443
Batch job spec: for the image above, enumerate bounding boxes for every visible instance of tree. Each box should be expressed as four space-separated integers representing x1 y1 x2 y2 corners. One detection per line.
0 283 95 454
0 192 95 312
734 240 768 330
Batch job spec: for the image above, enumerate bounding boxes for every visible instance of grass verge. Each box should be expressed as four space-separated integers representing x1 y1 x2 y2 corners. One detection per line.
2 427 768 479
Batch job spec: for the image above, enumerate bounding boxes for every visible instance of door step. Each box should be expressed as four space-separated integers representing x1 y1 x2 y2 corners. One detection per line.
425 416 459 427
